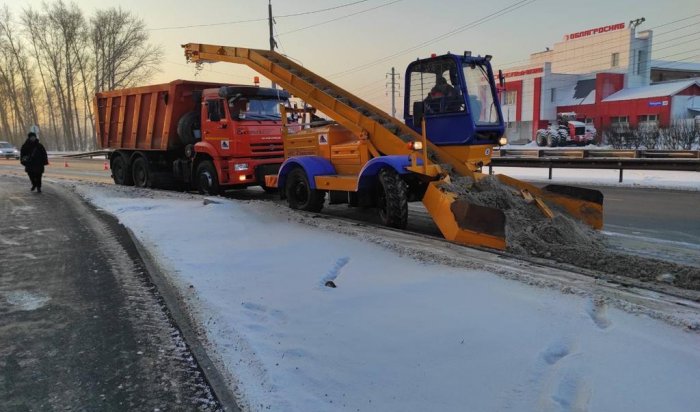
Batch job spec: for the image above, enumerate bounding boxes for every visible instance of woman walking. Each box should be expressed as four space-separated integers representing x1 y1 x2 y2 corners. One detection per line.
20 132 49 193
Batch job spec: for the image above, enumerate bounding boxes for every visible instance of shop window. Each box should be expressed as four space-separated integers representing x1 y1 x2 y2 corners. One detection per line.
504 90 517 106
636 50 647 75
638 114 658 128
610 116 629 131
611 52 620 68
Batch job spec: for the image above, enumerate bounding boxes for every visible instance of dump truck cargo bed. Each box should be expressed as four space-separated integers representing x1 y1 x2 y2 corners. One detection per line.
94 80 227 152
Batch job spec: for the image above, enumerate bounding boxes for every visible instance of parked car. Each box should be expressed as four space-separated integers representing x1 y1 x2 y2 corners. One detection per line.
0 141 20 159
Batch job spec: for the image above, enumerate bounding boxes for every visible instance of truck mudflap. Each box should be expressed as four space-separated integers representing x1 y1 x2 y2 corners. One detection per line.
422 181 507 250
495 174 603 230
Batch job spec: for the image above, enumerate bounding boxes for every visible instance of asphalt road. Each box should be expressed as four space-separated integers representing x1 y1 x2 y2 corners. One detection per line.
0 175 222 411
2 157 697 245
600 186 700 245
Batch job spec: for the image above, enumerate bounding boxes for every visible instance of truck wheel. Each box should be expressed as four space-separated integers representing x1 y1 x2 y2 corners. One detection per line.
132 157 151 188
111 154 133 186
377 168 408 229
196 160 220 195
178 111 199 146
285 167 325 212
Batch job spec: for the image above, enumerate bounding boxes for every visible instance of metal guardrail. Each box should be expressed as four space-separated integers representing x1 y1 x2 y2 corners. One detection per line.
491 148 700 182
61 150 113 159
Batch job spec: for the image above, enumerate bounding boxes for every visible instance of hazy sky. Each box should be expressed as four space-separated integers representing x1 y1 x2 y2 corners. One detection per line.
11 0 700 114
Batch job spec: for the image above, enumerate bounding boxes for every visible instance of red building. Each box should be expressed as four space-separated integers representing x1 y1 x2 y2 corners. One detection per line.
557 75 700 130
499 19 700 143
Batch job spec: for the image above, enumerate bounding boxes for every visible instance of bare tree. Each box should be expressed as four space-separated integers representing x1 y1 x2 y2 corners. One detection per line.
91 7 162 92
7 1 162 151
23 6 73 149
0 5 38 144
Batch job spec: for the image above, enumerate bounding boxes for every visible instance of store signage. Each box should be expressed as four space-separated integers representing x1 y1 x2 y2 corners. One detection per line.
565 23 626 41
502 67 544 78
648 101 669 107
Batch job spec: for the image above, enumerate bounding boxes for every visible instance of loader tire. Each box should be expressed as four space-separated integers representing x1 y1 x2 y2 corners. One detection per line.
377 168 408 229
546 132 558 147
285 167 325 212
177 111 199 146
535 131 547 147
196 160 220 195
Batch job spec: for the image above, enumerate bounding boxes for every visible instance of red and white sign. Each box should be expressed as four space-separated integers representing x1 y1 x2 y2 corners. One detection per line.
564 23 625 41
502 67 544 78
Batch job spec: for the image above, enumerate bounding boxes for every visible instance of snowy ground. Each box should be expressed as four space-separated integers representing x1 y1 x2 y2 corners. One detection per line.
68 169 700 412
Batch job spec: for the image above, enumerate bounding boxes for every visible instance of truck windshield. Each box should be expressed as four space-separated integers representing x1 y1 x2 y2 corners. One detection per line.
463 63 499 125
231 98 283 121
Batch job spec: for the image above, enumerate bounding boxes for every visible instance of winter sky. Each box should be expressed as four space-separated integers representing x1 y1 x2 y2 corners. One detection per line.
12 0 700 113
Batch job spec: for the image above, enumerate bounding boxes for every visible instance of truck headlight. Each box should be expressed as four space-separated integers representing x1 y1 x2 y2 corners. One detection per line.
498 137 508 146
234 163 249 171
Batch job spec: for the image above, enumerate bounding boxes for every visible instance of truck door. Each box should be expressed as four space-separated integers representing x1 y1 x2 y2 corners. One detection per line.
201 98 231 153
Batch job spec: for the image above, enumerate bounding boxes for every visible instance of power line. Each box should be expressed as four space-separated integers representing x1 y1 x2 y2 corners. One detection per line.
498 13 700 68
149 0 372 31
326 0 535 79
501 30 700 76
502 46 700 103
275 0 404 36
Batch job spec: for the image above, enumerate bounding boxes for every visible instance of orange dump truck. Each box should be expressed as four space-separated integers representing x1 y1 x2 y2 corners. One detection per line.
94 79 291 193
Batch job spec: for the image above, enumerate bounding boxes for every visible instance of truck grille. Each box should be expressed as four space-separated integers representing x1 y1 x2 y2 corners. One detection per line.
251 142 284 153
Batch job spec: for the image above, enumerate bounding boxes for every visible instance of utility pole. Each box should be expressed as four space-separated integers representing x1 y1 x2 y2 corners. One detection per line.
268 1 277 88
386 67 400 117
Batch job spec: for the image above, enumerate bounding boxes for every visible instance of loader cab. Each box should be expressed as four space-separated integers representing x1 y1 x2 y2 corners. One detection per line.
404 53 504 145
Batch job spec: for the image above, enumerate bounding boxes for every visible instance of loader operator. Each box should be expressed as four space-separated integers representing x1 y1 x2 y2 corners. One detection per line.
425 76 458 113
430 76 456 98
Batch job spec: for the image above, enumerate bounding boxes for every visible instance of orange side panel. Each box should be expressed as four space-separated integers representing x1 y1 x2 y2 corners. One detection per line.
95 80 230 151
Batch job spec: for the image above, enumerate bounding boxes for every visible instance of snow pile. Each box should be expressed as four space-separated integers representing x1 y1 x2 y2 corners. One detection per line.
448 176 700 290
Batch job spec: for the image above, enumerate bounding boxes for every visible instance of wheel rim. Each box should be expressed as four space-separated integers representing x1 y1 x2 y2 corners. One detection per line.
199 171 214 194
134 162 146 186
293 179 309 204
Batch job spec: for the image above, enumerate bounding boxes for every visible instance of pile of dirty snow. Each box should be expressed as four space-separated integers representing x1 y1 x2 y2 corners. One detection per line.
446 176 700 290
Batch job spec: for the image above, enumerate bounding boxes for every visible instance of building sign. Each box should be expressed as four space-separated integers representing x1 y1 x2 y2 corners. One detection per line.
564 22 626 41
648 101 669 107
502 67 544 78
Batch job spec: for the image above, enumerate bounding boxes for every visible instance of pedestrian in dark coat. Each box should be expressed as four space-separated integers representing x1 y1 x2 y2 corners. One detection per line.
20 132 49 193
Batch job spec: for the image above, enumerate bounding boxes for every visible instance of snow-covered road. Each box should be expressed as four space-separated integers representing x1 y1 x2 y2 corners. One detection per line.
71 181 700 412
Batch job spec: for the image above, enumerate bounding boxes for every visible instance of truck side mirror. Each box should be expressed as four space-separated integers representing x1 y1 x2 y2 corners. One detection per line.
498 70 505 88
412 101 424 128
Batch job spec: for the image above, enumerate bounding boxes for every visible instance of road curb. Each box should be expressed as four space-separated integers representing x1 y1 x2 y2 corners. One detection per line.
126 228 242 412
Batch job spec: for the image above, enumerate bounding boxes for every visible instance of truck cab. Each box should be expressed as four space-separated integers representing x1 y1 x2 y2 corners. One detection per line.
403 53 505 147
194 86 292 193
